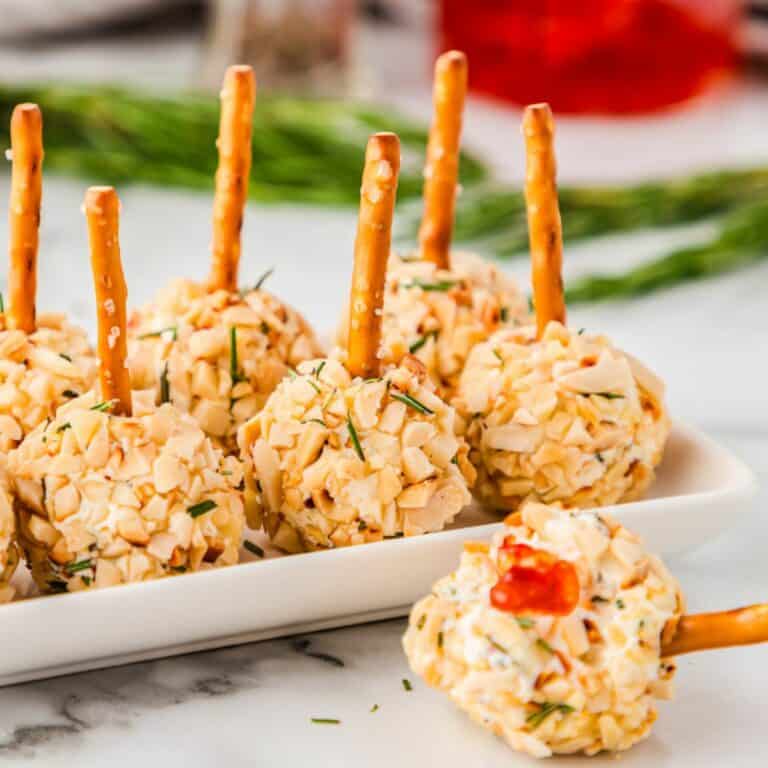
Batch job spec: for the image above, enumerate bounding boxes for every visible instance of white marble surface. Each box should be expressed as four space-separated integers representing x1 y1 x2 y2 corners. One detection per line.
0 37 767 767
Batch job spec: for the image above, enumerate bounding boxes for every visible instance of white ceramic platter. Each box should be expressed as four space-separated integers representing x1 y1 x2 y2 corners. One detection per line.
0 422 756 687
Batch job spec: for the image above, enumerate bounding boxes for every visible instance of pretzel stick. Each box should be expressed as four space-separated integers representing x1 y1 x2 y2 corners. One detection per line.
523 103 566 338
347 133 400 379
208 65 256 293
662 604 768 657
418 50 467 269
84 187 132 417
7 104 43 332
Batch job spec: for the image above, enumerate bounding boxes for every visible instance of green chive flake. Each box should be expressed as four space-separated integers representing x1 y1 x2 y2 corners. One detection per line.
526 702 575 729
90 400 117 413
187 499 217 518
160 362 170 404
138 326 177 340
253 267 274 291
402 678 413 692
515 617 534 629
65 558 93 574
390 391 434 415
311 718 340 725
244 540 265 558
404 278 457 292
408 330 438 354
347 413 365 462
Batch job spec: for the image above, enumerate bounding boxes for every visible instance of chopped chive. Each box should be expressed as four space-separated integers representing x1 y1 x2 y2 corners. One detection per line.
370 704 379 713
56 422 72 433
311 718 340 725
403 278 457 292
138 326 177 340
527 296 535 312
171 565 187 573
408 330 438 354
451 455 459 465
590 595 609 604
59 353 72 362
82 575 92 586
595 452 605 463
577 328 586 335
358 520 367 531
582 391 624 400
307 378 321 394
260 321 270 334
187 499 217 518
346 413 365 462
314 361 326 378
500 306 509 323
90 400 116 412
65 558 93 574
493 348 503 362
515 617 534 629
402 678 413 692
47 578 68 593
416 614 426 630
62 389 79 399
390 391 434 415
244 540 265 558
526 702 575 729
437 631 444 649
302 418 327 428
160 362 170 404
253 267 274 291
0 292 4 313
487 636 510 655
616 598 626 610
229 326 242 384
535 638 554 654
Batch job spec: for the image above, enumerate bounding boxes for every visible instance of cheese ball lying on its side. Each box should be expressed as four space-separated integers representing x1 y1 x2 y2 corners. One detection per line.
239 356 475 553
9 390 245 594
0 312 98 452
336 252 528 397
403 502 683 758
0 462 18 603
128 278 323 453
455 322 670 511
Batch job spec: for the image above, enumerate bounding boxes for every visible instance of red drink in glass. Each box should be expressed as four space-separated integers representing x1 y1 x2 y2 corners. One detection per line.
438 0 742 114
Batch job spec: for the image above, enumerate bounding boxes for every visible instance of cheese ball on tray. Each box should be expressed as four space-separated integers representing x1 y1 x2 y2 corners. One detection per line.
128 277 321 453
403 502 684 758
0 463 18 603
128 65 322 453
239 356 474 552
456 322 669 510
9 186 246 595
337 251 528 397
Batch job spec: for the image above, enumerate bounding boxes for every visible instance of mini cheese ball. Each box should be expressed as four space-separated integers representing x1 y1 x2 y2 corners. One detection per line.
403 502 684 758
9 186 246 595
127 65 322 452
240 132 474 552
454 103 670 511
0 103 98 453
336 52 527 397
456 322 669 510
128 277 322 453
239 356 474 552
336 251 528 397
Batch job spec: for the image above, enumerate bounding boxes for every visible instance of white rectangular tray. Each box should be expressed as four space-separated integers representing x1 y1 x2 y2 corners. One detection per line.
0 422 756 687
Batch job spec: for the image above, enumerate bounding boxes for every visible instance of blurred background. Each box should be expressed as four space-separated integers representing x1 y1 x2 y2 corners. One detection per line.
0 0 765 425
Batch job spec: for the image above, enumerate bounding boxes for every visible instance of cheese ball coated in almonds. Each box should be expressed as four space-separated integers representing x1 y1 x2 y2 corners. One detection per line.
128 278 323 453
336 252 528 397
239 356 475 553
0 462 18 603
0 312 98 452
454 322 670 511
9 390 245 594
403 502 684 758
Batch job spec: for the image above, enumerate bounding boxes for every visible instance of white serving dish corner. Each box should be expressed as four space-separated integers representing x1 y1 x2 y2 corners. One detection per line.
0 421 756 687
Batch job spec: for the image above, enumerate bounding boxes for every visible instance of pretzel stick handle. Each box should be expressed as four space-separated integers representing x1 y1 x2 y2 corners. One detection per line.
7 104 43 332
662 604 768 656
208 65 256 293
523 103 566 338
418 50 467 270
347 133 400 379
84 187 132 417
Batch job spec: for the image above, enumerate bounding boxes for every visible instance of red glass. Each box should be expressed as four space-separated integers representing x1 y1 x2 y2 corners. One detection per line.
438 0 741 114
490 540 580 616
